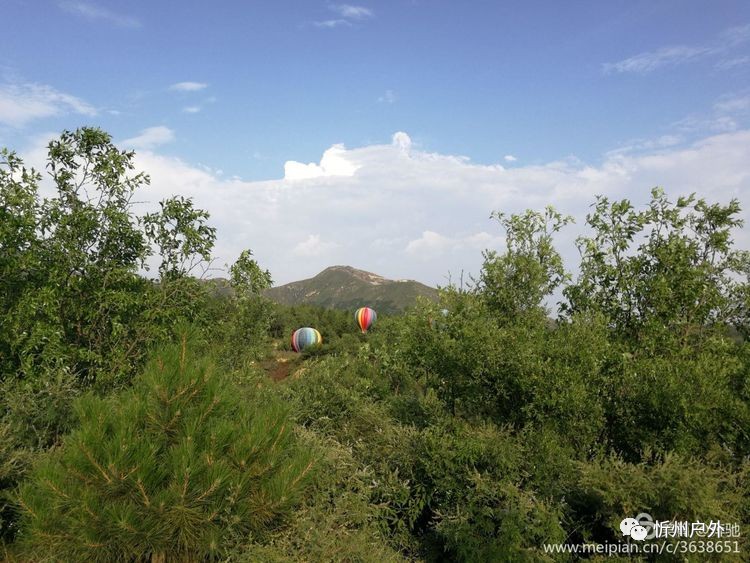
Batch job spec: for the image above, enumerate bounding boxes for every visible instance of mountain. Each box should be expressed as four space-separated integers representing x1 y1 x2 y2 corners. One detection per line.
264 266 438 314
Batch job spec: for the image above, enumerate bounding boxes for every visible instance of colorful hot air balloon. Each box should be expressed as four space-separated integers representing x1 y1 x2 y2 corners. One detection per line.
291 327 322 352
355 307 377 333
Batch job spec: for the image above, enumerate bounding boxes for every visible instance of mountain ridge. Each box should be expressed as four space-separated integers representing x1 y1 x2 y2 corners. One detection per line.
264 266 438 313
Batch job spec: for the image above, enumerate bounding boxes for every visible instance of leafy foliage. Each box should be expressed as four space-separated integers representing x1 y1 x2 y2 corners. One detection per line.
564 188 750 343
229 249 273 298
477 206 573 322
0 128 219 386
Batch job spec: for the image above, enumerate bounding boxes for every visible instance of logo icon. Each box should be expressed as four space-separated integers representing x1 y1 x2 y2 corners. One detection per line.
620 513 654 541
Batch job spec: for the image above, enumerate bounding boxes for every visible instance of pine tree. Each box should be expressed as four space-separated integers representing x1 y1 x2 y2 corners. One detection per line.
14 335 315 561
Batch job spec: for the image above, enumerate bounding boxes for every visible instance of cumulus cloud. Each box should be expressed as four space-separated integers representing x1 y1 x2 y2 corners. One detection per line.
169 82 208 92
183 106 201 114
121 126 175 149
405 231 453 256
0 82 96 127
391 131 412 152
21 128 750 289
283 144 360 180
504 155 517 162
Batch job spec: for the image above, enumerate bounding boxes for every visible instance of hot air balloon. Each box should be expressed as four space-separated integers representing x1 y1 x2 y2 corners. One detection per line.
355 307 377 333
291 327 322 352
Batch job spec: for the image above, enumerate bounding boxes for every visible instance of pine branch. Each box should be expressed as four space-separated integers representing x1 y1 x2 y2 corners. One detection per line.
81 445 112 484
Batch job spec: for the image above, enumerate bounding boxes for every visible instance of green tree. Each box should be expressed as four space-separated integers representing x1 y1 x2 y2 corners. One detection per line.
218 250 276 368
0 149 43 378
564 188 750 345
0 128 219 385
477 207 573 323
143 196 216 281
229 249 272 298
1 129 153 382
14 336 316 561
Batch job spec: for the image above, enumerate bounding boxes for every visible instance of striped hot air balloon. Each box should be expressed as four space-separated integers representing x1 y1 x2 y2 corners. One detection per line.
354 307 377 333
291 327 322 352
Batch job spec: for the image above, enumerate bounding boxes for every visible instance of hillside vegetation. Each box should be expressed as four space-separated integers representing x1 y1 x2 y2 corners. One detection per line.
1 128 749 561
265 265 438 314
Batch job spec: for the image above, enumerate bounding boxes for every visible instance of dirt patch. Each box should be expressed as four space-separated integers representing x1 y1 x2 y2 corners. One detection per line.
259 349 302 382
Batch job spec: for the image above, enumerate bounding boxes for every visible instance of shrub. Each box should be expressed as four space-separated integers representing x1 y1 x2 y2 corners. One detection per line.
0 370 79 542
232 431 407 563
566 452 746 555
436 476 565 562
13 336 316 561
601 338 750 461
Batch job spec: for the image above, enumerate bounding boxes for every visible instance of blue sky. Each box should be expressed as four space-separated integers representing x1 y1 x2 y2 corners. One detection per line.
2 1 750 286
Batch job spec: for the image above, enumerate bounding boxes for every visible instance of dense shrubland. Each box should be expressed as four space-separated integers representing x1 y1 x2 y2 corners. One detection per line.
1 128 748 560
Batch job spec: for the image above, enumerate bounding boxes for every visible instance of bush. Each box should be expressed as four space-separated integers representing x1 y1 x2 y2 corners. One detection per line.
436 477 564 562
13 336 316 561
231 431 407 563
0 370 79 542
601 338 750 461
567 452 747 557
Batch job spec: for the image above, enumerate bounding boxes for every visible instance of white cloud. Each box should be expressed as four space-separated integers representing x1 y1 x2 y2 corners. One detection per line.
714 94 750 114
313 19 350 28
603 23 750 74
391 131 412 152
312 4 373 28
716 55 750 70
0 82 96 127
604 45 708 74
673 114 738 133
605 134 684 157
293 234 340 256
405 231 453 255
121 126 175 150
330 4 373 20
721 24 750 47
284 144 360 180
59 1 141 28
504 154 517 162
183 106 201 114
378 89 397 104
667 91 750 136
169 82 208 92
21 128 750 289
406 231 502 259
